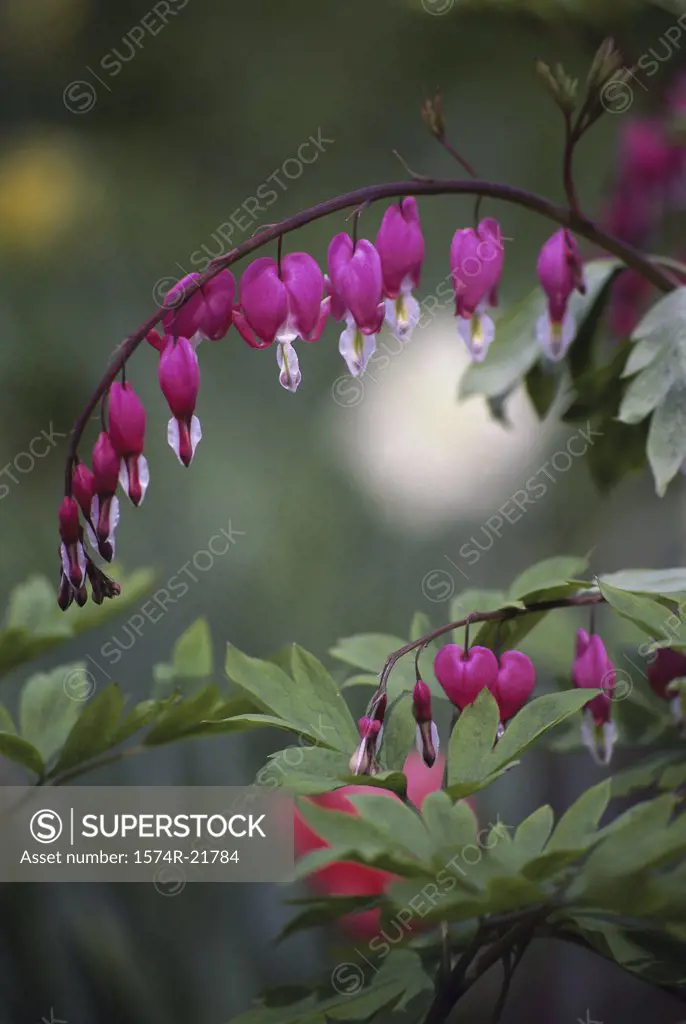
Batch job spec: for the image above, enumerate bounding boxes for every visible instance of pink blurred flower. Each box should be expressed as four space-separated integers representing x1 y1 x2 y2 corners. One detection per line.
294 751 448 941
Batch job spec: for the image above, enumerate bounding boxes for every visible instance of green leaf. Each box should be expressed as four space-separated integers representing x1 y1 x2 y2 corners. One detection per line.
290 646 359 749
421 791 479 855
225 644 356 751
0 733 44 776
598 581 671 640
447 688 500 793
256 745 407 798
618 343 676 425
525 360 563 419
508 556 589 600
19 663 84 762
330 633 413 701
0 705 16 733
143 685 224 745
409 612 432 642
513 805 554 860
548 779 611 851
485 689 599 774
347 793 433 863
598 567 686 596
380 695 416 772
231 951 432 1024
646 381 686 496
110 699 165 745
53 684 125 774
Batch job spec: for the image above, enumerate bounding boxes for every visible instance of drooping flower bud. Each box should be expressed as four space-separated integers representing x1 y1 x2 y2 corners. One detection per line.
90 431 120 562
58 496 87 609
572 628 617 765
434 643 499 710
647 647 686 726
158 336 202 467
349 692 387 776
108 382 149 506
376 198 425 342
233 253 329 392
489 651 536 728
536 228 585 361
162 270 235 343
328 234 385 377
450 219 504 362
412 678 439 767
71 463 95 518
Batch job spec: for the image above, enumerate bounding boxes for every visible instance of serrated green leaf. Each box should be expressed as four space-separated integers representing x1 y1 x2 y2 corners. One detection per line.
330 634 413 701
347 793 433 863
290 646 359 749
225 644 354 751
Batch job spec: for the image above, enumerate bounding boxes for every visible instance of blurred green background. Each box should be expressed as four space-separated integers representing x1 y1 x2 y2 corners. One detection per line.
0 0 685 1021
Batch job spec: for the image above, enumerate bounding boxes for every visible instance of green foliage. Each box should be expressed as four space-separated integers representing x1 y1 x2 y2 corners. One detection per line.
0 568 154 681
619 288 686 495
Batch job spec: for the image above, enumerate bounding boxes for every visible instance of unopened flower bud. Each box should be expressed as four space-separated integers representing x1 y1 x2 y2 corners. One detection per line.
412 679 439 767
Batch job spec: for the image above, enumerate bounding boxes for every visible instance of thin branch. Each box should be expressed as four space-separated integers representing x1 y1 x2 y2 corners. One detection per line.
63 177 674 496
422 908 550 1024
563 111 583 219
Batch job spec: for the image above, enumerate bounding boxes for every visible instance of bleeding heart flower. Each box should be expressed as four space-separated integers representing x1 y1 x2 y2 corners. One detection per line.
161 270 235 343
647 647 686 726
572 628 617 765
158 336 202 467
434 643 499 709
57 496 87 610
376 197 425 341
107 382 149 507
450 218 505 362
535 228 585 361
489 651 536 724
89 432 121 562
233 253 329 392
328 233 385 377
412 678 439 767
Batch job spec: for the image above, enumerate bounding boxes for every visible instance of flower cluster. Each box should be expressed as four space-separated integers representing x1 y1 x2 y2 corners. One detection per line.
57 195 596 607
434 643 536 735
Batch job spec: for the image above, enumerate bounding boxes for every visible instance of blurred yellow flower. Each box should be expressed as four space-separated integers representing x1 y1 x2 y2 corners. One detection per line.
0 138 95 252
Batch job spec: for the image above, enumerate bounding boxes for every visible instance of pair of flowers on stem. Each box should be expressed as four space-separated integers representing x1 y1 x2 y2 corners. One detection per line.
351 620 620 772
